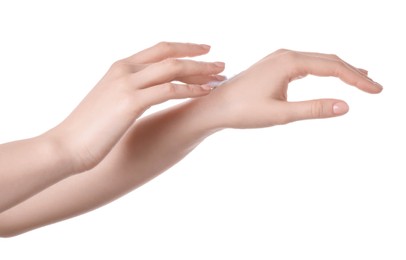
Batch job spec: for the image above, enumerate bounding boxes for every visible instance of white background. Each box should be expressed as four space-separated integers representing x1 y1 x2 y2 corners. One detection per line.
0 0 405 259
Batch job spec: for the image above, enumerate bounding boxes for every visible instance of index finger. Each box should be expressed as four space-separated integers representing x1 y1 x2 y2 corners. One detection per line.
290 52 383 94
125 42 211 64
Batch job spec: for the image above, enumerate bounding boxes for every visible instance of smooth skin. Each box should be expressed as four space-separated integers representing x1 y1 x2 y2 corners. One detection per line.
0 42 382 237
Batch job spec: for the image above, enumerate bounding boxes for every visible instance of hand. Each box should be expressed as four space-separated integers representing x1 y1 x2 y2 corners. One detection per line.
205 49 382 129
48 42 225 172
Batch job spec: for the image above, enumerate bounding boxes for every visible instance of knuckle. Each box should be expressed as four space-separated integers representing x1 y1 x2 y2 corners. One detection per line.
162 82 177 95
110 59 129 74
265 48 292 60
281 50 300 61
275 48 290 54
276 50 303 76
186 84 198 94
311 100 325 118
332 60 346 77
156 41 173 53
327 53 340 60
166 57 180 66
163 58 182 74
206 62 218 72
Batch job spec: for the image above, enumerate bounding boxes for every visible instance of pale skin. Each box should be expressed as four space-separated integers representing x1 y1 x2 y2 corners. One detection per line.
0 42 382 237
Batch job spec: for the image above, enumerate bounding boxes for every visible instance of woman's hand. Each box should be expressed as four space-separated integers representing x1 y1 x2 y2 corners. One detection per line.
48 42 225 173
204 49 382 129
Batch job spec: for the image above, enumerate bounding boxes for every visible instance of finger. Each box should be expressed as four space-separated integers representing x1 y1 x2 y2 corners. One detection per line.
298 52 379 92
122 63 227 84
125 42 211 64
137 82 212 107
298 51 369 77
129 59 225 89
280 99 349 123
357 68 368 75
177 74 227 84
292 53 383 94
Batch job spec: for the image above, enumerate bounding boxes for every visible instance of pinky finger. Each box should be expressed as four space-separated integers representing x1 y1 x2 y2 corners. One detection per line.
138 82 212 107
177 74 227 85
357 68 368 75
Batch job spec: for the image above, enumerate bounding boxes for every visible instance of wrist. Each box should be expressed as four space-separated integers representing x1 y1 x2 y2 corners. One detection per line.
39 130 79 176
187 84 238 131
182 96 227 134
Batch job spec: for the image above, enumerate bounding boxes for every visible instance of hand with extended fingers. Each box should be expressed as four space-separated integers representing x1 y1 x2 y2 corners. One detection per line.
48 42 226 172
199 49 383 129
47 44 383 172
0 43 383 236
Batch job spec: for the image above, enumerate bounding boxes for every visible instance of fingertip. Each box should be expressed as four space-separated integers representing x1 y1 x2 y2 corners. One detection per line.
357 78 383 94
187 85 212 98
188 84 213 97
200 84 213 91
333 101 349 115
214 74 227 81
200 44 211 51
358 68 368 75
214 62 225 68
364 81 383 94
373 82 384 93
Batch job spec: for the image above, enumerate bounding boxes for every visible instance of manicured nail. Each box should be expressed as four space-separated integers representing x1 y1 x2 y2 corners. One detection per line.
207 81 222 89
333 102 349 115
200 44 211 50
200 84 212 91
214 74 227 81
373 81 383 90
358 68 368 75
214 62 225 68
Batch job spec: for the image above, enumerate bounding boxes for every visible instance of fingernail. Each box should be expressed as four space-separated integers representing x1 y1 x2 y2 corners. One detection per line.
373 81 383 90
214 62 225 68
200 84 212 91
358 68 368 75
207 81 222 89
200 44 211 50
214 74 227 81
333 102 349 115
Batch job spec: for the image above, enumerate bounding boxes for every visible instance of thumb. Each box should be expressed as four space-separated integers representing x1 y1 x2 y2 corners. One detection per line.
284 99 349 122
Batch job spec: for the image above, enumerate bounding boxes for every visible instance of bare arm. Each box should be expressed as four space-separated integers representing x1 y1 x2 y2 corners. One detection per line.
0 49 382 237
0 42 224 221
0 136 72 215
0 99 218 236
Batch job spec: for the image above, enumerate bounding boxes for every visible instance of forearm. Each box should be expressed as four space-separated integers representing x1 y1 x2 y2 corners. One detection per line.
0 135 72 213
0 98 221 236
120 100 221 179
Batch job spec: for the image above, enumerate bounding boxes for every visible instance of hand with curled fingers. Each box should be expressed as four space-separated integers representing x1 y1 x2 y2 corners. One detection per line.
48 42 225 172
202 49 382 129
